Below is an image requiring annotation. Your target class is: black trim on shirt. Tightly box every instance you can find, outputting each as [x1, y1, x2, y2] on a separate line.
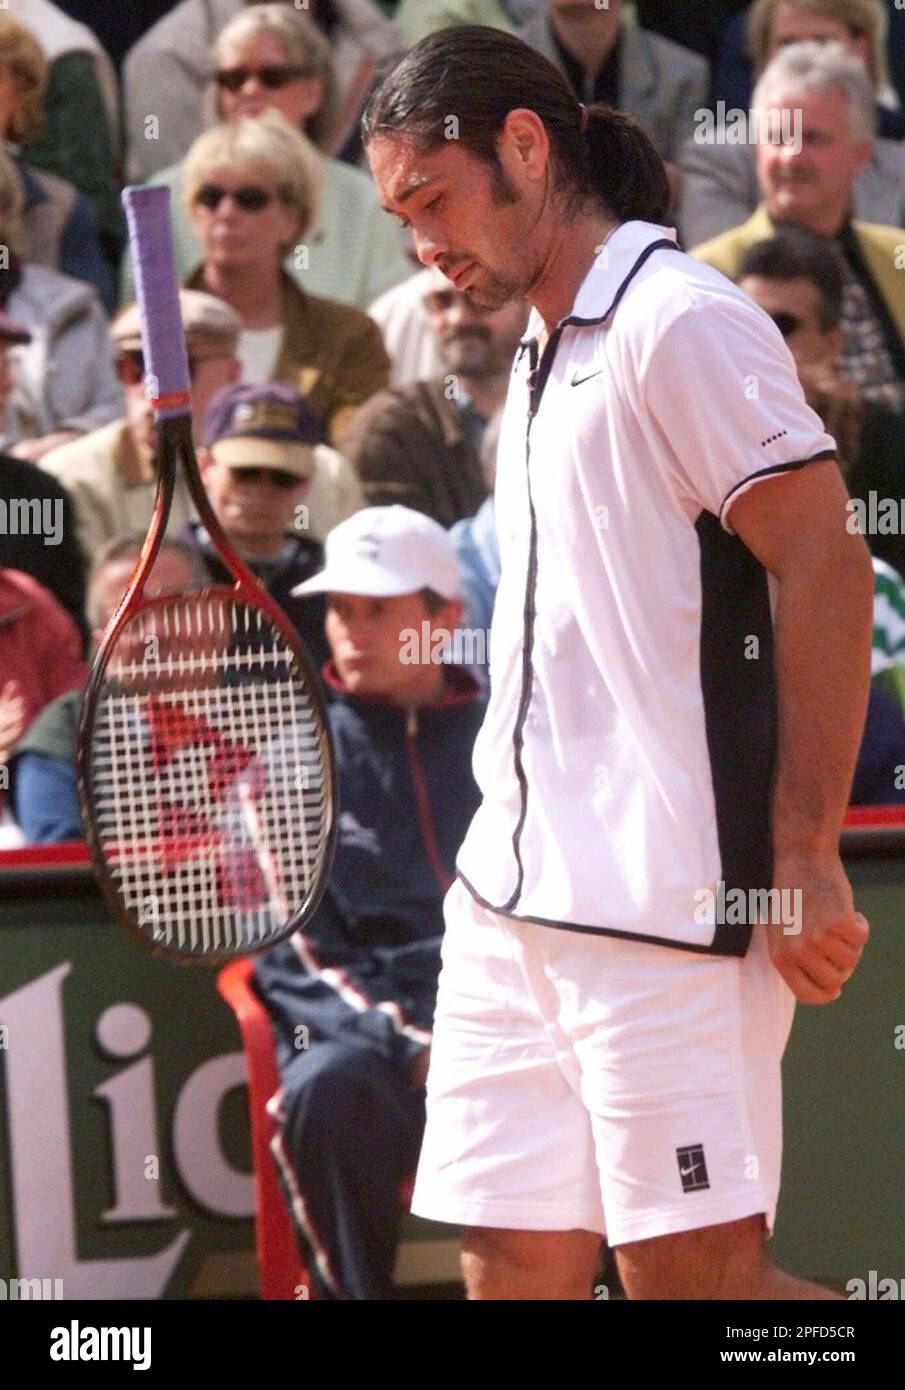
[720, 449, 838, 521]
[458, 870, 750, 956]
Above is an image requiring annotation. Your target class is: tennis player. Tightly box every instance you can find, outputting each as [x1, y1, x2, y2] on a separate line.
[363, 26, 873, 1300]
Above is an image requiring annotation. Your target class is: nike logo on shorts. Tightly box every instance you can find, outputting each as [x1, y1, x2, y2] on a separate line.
[571, 369, 602, 387]
[676, 1143, 710, 1192]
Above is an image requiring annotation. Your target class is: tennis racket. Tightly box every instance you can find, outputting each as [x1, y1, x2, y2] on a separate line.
[77, 185, 336, 963]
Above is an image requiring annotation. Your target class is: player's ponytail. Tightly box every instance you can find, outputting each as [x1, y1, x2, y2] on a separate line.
[363, 25, 672, 227]
[580, 105, 671, 225]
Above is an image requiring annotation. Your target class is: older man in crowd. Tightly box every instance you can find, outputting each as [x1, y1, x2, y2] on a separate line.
[39, 290, 243, 559]
[692, 42, 905, 417]
[678, 0, 905, 247]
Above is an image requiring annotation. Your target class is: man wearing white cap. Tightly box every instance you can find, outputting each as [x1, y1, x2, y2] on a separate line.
[255, 505, 485, 1300]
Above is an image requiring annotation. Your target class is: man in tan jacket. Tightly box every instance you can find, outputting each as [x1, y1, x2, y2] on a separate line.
[691, 41, 905, 416]
[40, 289, 364, 557]
[39, 291, 242, 560]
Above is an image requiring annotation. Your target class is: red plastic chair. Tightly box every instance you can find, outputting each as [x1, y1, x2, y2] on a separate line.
[218, 957, 417, 1300]
[217, 958, 304, 1300]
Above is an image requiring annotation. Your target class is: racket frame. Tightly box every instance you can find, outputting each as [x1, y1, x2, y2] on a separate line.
[77, 407, 337, 964]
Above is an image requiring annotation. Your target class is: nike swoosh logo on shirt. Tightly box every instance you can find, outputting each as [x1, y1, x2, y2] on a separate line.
[571, 369, 602, 387]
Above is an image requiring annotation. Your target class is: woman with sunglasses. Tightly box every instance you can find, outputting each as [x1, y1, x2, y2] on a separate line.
[121, 3, 411, 313]
[125, 0, 404, 183]
[182, 109, 390, 448]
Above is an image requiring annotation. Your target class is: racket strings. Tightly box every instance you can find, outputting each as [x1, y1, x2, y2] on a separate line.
[88, 595, 330, 956]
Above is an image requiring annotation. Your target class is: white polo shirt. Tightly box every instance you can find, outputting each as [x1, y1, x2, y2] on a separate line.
[456, 220, 836, 955]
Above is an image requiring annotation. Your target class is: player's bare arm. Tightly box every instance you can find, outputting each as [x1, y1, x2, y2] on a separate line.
[728, 457, 874, 1004]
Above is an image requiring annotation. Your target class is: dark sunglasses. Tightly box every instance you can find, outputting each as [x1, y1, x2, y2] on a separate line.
[227, 465, 306, 489]
[769, 311, 802, 339]
[116, 349, 205, 387]
[194, 183, 274, 212]
[215, 65, 308, 92]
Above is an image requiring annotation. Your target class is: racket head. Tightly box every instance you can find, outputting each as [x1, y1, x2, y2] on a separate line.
[77, 576, 337, 964]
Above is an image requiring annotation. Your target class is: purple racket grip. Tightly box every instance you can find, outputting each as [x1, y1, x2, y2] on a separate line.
[122, 186, 191, 421]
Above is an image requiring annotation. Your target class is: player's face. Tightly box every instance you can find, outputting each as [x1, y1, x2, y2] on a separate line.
[368, 133, 541, 311]
[326, 591, 457, 703]
[756, 83, 871, 231]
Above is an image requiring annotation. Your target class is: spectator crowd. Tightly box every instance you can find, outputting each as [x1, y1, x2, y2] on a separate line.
[0, 0, 904, 1298]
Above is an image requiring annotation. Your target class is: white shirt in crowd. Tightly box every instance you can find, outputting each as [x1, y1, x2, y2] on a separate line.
[237, 326, 284, 386]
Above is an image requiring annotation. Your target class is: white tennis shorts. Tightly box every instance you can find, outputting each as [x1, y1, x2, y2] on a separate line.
[411, 879, 797, 1246]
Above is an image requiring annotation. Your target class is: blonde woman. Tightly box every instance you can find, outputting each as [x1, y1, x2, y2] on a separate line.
[125, 0, 404, 181]
[679, 0, 905, 245]
[121, 3, 410, 310]
[0, 13, 112, 310]
[183, 111, 389, 447]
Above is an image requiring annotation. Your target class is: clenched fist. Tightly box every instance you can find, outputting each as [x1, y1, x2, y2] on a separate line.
[766, 852, 869, 1004]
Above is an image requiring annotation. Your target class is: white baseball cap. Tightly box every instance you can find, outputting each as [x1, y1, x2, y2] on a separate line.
[292, 505, 460, 600]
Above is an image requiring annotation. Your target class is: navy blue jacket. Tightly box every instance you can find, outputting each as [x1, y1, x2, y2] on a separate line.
[255, 661, 484, 1074]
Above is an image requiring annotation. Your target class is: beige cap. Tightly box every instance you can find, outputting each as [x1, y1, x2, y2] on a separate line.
[210, 437, 316, 479]
[111, 290, 242, 359]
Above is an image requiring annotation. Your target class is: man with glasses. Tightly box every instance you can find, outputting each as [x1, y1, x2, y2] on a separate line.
[40, 290, 243, 561]
[736, 226, 905, 811]
[342, 266, 526, 527]
[186, 381, 332, 669]
[735, 227, 905, 579]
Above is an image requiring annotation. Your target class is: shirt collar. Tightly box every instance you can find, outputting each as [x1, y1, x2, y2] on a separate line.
[519, 219, 679, 348]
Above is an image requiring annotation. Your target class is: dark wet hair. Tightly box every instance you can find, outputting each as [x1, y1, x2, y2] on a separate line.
[362, 25, 670, 224]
